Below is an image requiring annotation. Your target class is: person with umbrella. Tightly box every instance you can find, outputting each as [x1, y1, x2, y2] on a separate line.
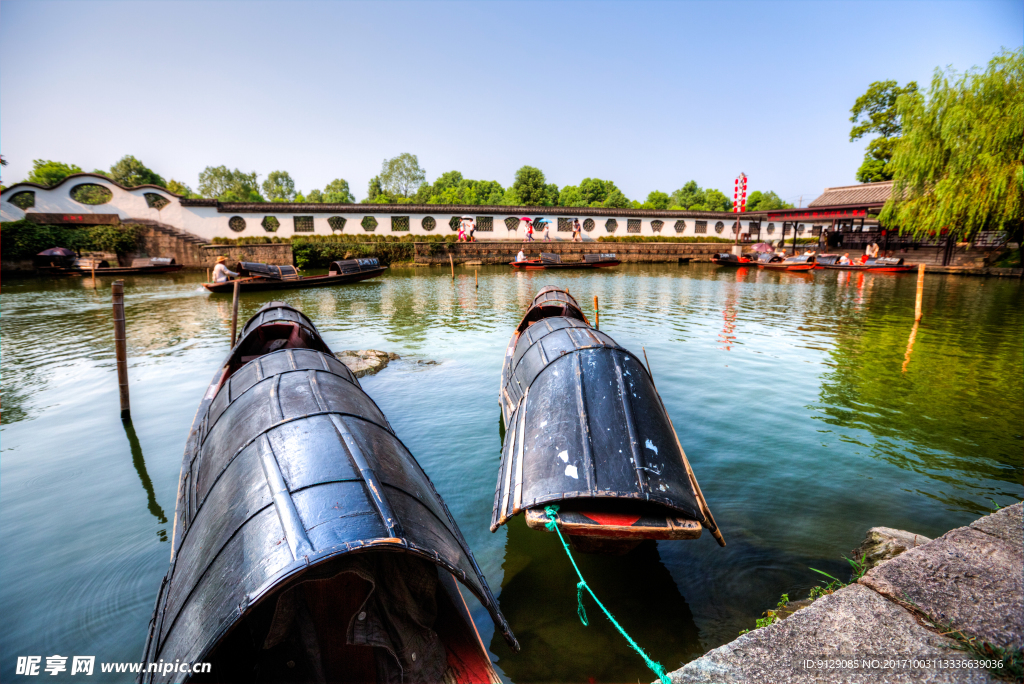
[524, 217, 535, 242]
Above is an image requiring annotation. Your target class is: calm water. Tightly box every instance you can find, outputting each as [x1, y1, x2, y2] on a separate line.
[2, 264, 1021, 683]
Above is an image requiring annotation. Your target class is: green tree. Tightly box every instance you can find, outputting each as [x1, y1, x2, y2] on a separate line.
[262, 170, 296, 202]
[602, 187, 631, 208]
[746, 190, 793, 212]
[512, 166, 553, 205]
[305, 189, 324, 203]
[198, 166, 264, 202]
[644, 190, 670, 210]
[850, 79, 919, 182]
[379, 153, 426, 198]
[26, 160, 83, 187]
[366, 176, 386, 203]
[558, 185, 586, 206]
[322, 178, 355, 203]
[670, 181, 704, 209]
[500, 186, 521, 206]
[880, 48, 1024, 253]
[166, 179, 195, 198]
[108, 155, 165, 187]
[703, 188, 733, 212]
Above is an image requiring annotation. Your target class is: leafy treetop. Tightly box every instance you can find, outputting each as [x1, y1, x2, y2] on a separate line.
[198, 166, 264, 202]
[850, 80, 919, 182]
[262, 170, 297, 202]
[26, 160, 83, 187]
[108, 155, 166, 188]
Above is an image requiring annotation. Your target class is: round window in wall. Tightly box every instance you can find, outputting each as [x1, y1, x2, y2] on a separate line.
[766, 223, 775, 235]
[651, 220, 664, 233]
[583, 218, 595, 232]
[674, 220, 686, 233]
[449, 217, 461, 231]
[714, 221, 725, 234]
[261, 216, 280, 233]
[422, 216, 436, 231]
[70, 184, 113, 205]
[605, 219, 618, 233]
[362, 216, 378, 232]
[9, 191, 35, 209]
[229, 216, 246, 232]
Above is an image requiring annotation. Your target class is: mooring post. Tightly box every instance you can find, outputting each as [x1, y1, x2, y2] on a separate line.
[450, 253, 455, 280]
[593, 295, 599, 330]
[92, 262, 97, 288]
[915, 263, 925, 321]
[206, 267, 211, 283]
[112, 280, 131, 421]
[475, 269, 478, 289]
[230, 279, 241, 344]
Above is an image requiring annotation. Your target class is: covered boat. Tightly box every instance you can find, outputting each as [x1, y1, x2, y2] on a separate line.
[759, 253, 816, 271]
[35, 250, 183, 275]
[203, 259, 386, 293]
[493, 287, 724, 554]
[510, 252, 620, 270]
[711, 252, 753, 266]
[141, 301, 517, 683]
[815, 254, 914, 272]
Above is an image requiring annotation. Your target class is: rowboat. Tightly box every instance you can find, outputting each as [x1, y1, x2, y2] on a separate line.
[510, 252, 620, 270]
[492, 287, 725, 554]
[759, 254, 816, 271]
[35, 249, 183, 275]
[711, 252, 754, 266]
[203, 258, 386, 293]
[816, 254, 916, 273]
[140, 301, 517, 683]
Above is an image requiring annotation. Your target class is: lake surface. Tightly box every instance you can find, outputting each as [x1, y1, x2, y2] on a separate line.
[2, 263, 1021, 683]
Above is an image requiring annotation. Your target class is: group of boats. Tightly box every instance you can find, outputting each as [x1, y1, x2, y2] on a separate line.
[710, 251, 916, 273]
[139, 288, 722, 683]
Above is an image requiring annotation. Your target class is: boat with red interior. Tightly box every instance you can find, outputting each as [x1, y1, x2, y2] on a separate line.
[758, 254, 816, 271]
[816, 254, 916, 273]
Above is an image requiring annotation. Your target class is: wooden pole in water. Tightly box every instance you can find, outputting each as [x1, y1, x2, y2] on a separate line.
[475, 269, 478, 288]
[593, 295, 599, 330]
[914, 263, 925, 321]
[230, 279, 240, 344]
[112, 280, 131, 421]
[207, 268, 211, 283]
[450, 253, 455, 280]
[92, 262, 97, 288]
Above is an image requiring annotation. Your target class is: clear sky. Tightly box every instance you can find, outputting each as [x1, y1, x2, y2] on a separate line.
[1, 0, 1020, 204]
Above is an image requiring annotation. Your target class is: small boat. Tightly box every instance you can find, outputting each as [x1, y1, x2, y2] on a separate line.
[759, 254, 816, 271]
[711, 252, 754, 266]
[815, 255, 915, 273]
[492, 287, 725, 554]
[35, 248, 183, 275]
[203, 258, 386, 293]
[510, 252, 620, 270]
[140, 301, 517, 683]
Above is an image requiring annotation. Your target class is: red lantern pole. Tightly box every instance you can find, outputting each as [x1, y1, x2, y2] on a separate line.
[733, 173, 747, 253]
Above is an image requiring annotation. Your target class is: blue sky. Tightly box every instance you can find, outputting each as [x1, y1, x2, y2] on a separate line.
[1, 0, 1020, 203]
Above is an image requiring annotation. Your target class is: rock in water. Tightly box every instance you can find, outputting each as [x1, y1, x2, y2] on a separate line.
[851, 527, 931, 572]
[335, 350, 399, 378]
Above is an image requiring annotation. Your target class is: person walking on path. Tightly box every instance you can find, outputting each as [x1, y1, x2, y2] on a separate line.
[542, 220, 551, 241]
[212, 256, 238, 282]
[526, 219, 535, 242]
[468, 219, 477, 242]
[572, 218, 582, 242]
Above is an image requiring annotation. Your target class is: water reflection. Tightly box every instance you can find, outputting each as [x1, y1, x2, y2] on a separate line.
[491, 516, 701, 683]
[123, 421, 168, 538]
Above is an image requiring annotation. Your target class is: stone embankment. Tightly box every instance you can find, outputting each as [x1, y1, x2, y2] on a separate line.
[664, 503, 1022, 683]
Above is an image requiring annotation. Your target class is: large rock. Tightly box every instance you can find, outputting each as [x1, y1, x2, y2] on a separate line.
[860, 510, 1023, 650]
[851, 527, 931, 572]
[665, 584, 997, 683]
[969, 501, 1022, 546]
[334, 350, 400, 378]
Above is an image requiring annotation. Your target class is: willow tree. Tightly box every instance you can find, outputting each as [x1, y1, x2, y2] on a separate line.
[880, 49, 1023, 252]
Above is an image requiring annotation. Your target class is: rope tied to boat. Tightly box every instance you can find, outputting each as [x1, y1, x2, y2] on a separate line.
[543, 505, 671, 684]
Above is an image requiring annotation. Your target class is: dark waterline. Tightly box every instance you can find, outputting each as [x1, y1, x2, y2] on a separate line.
[2, 264, 1021, 683]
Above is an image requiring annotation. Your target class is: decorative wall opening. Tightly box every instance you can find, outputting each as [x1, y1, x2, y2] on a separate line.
[70, 184, 113, 205]
[294, 216, 314, 232]
[362, 216, 378, 232]
[747, 221, 761, 235]
[504, 216, 520, 231]
[229, 216, 246, 232]
[605, 219, 618, 233]
[449, 217, 461, 231]
[557, 218, 573, 232]
[627, 219, 641, 234]
[714, 221, 725, 234]
[732, 222, 740, 235]
[391, 216, 410, 232]
[766, 223, 775, 235]
[8, 191, 35, 209]
[797, 224, 806, 234]
[674, 220, 687, 233]
[476, 216, 493, 232]
[422, 216, 436, 232]
[695, 221, 707, 234]
[651, 220, 664, 233]
[261, 216, 280, 232]
[583, 218, 595, 232]
[812, 225, 823, 236]
[328, 216, 347, 232]
[144, 193, 170, 210]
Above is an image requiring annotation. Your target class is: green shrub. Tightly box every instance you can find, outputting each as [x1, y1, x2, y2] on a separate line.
[0, 220, 144, 259]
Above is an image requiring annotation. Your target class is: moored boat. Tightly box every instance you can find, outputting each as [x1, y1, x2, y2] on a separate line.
[140, 301, 517, 683]
[815, 254, 915, 273]
[711, 252, 754, 266]
[759, 254, 816, 271]
[35, 248, 183, 275]
[492, 287, 725, 554]
[510, 252, 620, 269]
[203, 258, 386, 293]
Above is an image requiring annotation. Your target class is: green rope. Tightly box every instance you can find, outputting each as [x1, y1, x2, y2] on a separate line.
[544, 505, 671, 684]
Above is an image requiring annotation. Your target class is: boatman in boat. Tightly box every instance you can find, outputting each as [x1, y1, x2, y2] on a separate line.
[516, 248, 526, 262]
[839, 253, 852, 265]
[212, 255, 238, 282]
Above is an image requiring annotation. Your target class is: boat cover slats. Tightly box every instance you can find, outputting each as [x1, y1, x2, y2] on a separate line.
[240, 262, 300, 279]
[147, 302, 515, 679]
[540, 252, 561, 263]
[584, 253, 617, 262]
[871, 257, 904, 265]
[330, 258, 381, 274]
[493, 290, 707, 532]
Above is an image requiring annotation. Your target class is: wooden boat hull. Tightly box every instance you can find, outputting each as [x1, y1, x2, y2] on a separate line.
[711, 258, 753, 266]
[203, 267, 386, 293]
[510, 259, 620, 269]
[816, 263, 915, 273]
[140, 302, 516, 683]
[492, 287, 724, 552]
[759, 263, 815, 271]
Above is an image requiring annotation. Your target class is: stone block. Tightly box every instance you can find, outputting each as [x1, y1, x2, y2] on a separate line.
[852, 527, 932, 572]
[969, 502, 1022, 546]
[860, 526, 1023, 650]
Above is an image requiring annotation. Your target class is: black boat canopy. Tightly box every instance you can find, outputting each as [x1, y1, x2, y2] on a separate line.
[240, 262, 300, 279]
[493, 288, 723, 544]
[329, 258, 381, 275]
[142, 302, 516, 681]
